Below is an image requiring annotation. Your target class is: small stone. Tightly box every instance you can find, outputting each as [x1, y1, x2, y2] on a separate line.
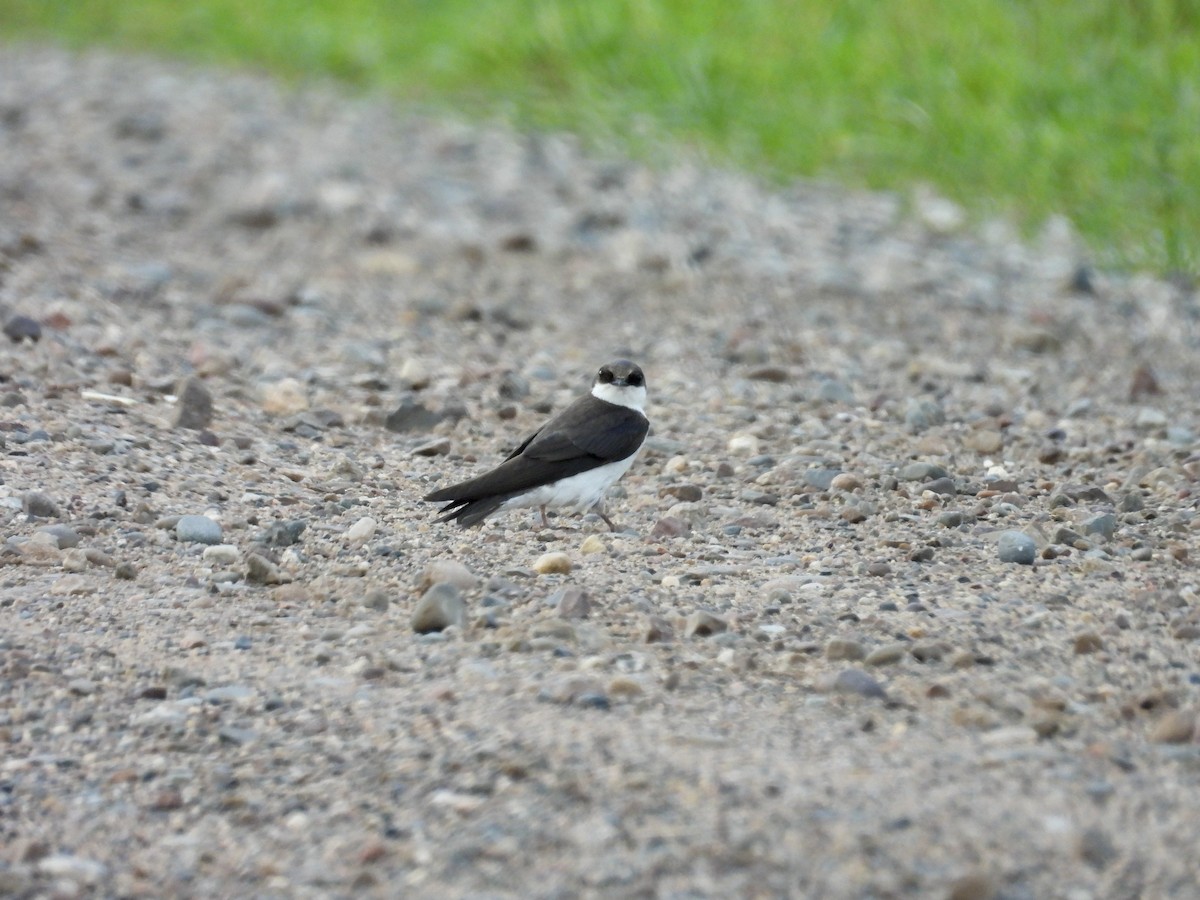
[68, 678, 97, 696]
[727, 433, 760, 455]
[1135, 407, 1168, 430]
[866, 561, 892, 577]
[36, 524, 79, 548]
[22, 490, 60, 518]
[947, 872, 998, 900]
[115, 561, 137, 580]
[176, 515, 223, 545]
[829, 473, 861, 492]
[1078, 827, 1118, 871]
[1083, 513, 1116, 541]
[37, 855, 107, 885]
[937, 511, 964, 528]
[411, 583, 467, 634]
[533, 551, 572, 575]
[202, 544, 241, 566]
[173, 376, 214, 430]
[261, 377, 308, 416]
[910, 641, 946, 662]
[245, 553, 282, 585]
[1073, 632, 1104, 655]
[650, 516, 690, 538]
[257, 519, 307, 547]
[898, 462, 948, 482]
[552, 586, 591, 619]
[997, 530, 1037, 565]
[363, 589, 390, 612]
[815, 378, 855, 404]
[385, 397, 446, 432]
[827, 668, 887, 700]
[825, 638, 866, 661]
[61, 549, 88, 573]
[345, 516, 378, 545]
[1150, 709, 1195, 744]
[964, 429, 1003, 453]
[411, 437, 451, 456]
[747, 365, 790, 382]
[642, 615, 673, 643]
[685, 610, 728, 637]
[865, 643, 907, 666]
[663, 483, 703, 502]
[905, 398, 945, 432]
[420, 559, 478, 591]
[580, 534, 607, 554]
[1129, 364, 1162, 400]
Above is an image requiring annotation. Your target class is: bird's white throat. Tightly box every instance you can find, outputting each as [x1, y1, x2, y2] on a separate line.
[591, 381, 647, 412]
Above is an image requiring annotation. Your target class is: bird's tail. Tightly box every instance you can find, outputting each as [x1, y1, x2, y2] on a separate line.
[425, 492, 507, 528]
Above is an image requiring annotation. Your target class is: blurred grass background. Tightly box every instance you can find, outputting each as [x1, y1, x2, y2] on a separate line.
[2, 0, 1197, 275]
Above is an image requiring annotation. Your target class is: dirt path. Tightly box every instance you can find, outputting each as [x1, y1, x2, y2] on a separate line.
[1, 46, 1199, 898]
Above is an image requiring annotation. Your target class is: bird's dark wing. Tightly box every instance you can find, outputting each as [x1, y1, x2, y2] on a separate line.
[424, 397, 647, 511]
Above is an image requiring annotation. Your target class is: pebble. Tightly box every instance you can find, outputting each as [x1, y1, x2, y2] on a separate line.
[36, 524, 79, 548]
[257, 519, 307, 547]
[551, 586, 591, 619]
[37, 855, 107, 885]
[202, 544, 241, 566]
[22, 490, 60, 518]
[411, 583, 467, 633]
[1150, 709, 1196, 744]
[1073, 632, 1104, 655]
[964, 429, 1003, 453]
[825, 638, 866, 661]
[345, 516, 378, 545]
[533, 551, 572, 575]
[1083, 513, 1116, 541]
[245, 553, 282, 585]
[898, 462, 948, 482]
[61, 549, 88, 572]
[176, 515, 223, 545]
[411, 437, 451, 456]
[4, 313, 42, 342]
[824, 668, 887, 700]
[684, 610, 728, 637]
[362, 589, 390, 612]
[996, 530, 1037, 565]
[865, 643, 907, 666]
[173, 375, 214, 430]
[261, 377, 309, 415]
[904, 398, 945, 432]
[384, 397, 446, 432]
[727, 433, 760, 455]
[420, 559, 478, 591]
[829, 472, 861, 492]
[642, 615, 674, 643]
[815, 378, 855, 404]
[650, 516, 690, 538]
[579, 534, 607, 554]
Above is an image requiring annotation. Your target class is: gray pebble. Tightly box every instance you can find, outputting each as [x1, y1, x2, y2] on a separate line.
[937, 511, 963, 528]
[825, 638, 866, 661]
[1083, 513, 1116, 541]
[3, 314, 41, 343]
[36, 524, 79, 548]
[363, 589, 390, 612]
[803, 468, 841, 491]
[551, 586, 591, 619]
[865, 643, 907, 666]
[22, 490, 60, 518]
[245, 553, 282, 584]
[176, 515, 223, 545]
[904, 398, 945, 432]
[411, 583, 467, 633]
[898, 462, 948, 482]
[831, 668, 888, 700]
[685, 610, 728, 637]
[256, 519, 306, 547]
[385, 397, 446, 432]
[815, 378, 855, 404]
[997, 530, 1037, 565]
[173, 375, 214, 430]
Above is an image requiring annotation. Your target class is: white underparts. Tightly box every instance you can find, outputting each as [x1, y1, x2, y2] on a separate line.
[590, 381, 647, 412]
[498, 455, 639, 515]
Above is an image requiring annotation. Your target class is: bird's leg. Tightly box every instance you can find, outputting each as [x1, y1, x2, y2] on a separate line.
[539, 505, 550, 529]
[593, 499, 618, 532]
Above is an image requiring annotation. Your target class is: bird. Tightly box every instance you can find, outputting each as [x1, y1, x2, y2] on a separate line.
[424, 359, 649, 530]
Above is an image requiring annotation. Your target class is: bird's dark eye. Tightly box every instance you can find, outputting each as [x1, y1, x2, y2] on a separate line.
[626, 371, 644, 387]
[598, 368, 614, 384]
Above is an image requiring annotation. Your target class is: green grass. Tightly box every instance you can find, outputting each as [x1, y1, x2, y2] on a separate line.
[3, 0, 1197, 274]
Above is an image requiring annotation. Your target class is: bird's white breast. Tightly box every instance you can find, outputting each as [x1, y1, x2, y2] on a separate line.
[499, 454, 639, 514]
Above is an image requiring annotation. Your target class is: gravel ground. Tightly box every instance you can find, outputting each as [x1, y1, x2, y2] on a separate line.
[2, 45, 1200, 899]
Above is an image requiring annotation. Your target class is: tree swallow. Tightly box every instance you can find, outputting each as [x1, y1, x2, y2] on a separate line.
[424, 360, 649, 529]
